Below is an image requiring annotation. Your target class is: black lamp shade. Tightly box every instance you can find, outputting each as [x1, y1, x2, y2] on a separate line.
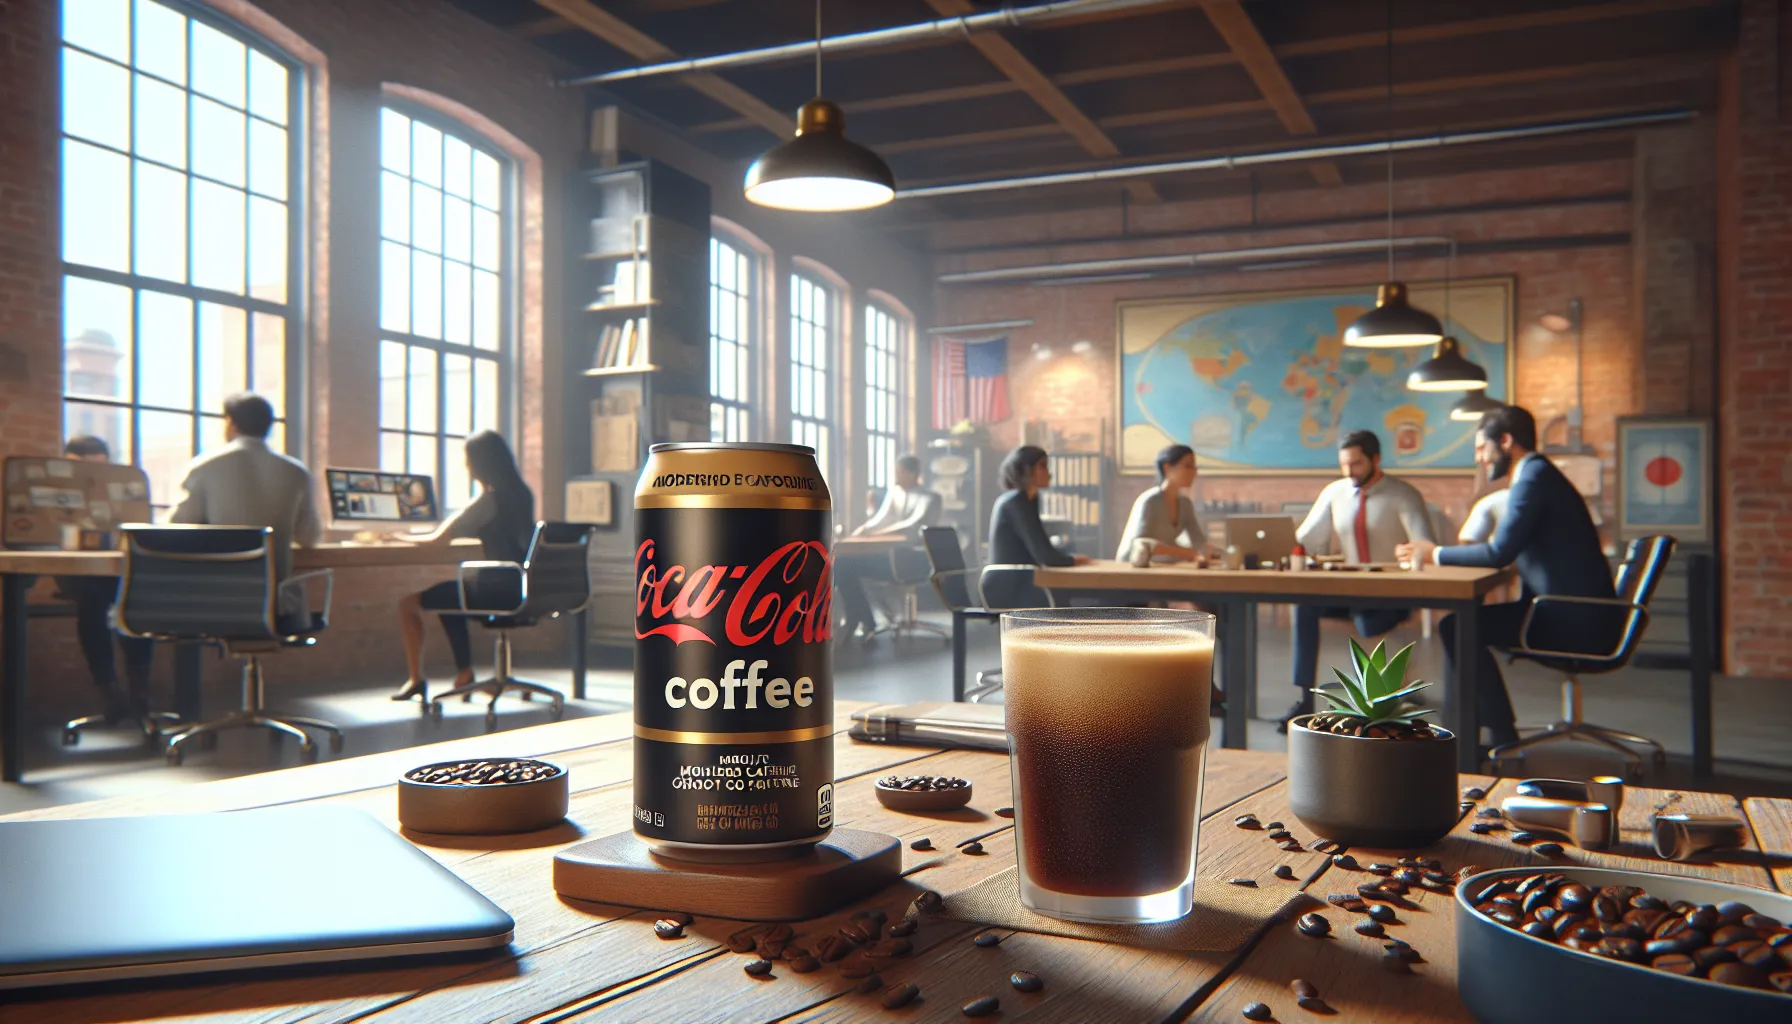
[1449, 391, 1504, 422]
[1343, 282, 1445, 348]
[1407, 336, 1489, 392]
[744, 99, 895, 212]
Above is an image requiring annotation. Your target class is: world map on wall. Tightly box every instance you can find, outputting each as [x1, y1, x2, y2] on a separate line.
[1118, 281, 1512, 473]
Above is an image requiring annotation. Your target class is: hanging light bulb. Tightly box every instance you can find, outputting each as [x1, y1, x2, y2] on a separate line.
[1343, 1, 1441, 349]
[1407, 336, 1489, 392]
[744, 2, 894, 212]
[1449, 391, 1504, 422]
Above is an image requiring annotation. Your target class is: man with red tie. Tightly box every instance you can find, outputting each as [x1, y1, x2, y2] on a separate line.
[1280, 430, 1437, 731]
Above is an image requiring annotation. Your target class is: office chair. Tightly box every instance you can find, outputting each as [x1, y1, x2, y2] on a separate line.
[869, 543, 950, 642]
[115, 525, 342, 766]
[967, 564, 1060, 703]
[1488, 535, 1677, 776]
[426, 522, 593, 724]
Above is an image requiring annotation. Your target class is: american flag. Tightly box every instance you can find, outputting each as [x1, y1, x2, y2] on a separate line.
[932, 335, 1011, 429]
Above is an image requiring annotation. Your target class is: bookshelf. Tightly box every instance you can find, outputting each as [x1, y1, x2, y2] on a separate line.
[569, 160, 711, 648]
[1041, 452, 1107, 556]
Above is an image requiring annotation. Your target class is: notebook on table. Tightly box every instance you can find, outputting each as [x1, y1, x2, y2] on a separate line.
[0, 805, 514, 990]
[849, 701, 1009, 751]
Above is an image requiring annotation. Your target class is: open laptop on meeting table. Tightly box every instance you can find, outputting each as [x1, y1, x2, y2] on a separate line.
[1223, 514, 1297, 565]
[326, 468, 439, 540]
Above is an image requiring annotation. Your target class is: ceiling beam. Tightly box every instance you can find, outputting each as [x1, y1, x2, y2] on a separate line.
[512, 14, 573, 39]
[682, 0, 1723, 135]
[1198, 0, 1339, 186]
[533, 0, 790, 136]
[921, 0, 1160, 203]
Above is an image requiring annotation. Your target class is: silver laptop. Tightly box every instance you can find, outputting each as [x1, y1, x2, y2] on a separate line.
[1225, 515, 1299, 563]
[0, 805, 514, 990]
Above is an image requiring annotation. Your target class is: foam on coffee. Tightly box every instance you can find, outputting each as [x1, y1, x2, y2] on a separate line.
[1003, 626, 1214, 898]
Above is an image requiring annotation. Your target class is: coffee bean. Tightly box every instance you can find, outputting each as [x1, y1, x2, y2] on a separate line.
[1268, 830, 1293, 842]
[1713, 925, 1758, 946]
[994, 805, 1014, 818]
[1694, 945, 1739, 968]
[963, 995, 999, 1017]
[1393, 868, 1424, 886]
[1332, 854, 1359, 869]
[1510, 831, 1536, 844]
[1463, 785, 1487, 799]
[1476, 808, 1503, 819]
[1291, 979, 1319, 999]
[759, 939, 789, 959]
[1297, 912, 1331, 937]
[883, 983, 920, 1009]
[1533, 906, 1560, 925]
[1625, 909, 1669, 935]
[652, 919, 684, 940]
[910, 837, 934, 851]
[728, 934, 758, 954]
[1556, 884, 1591, 913]
[743, 959, 773, 977]
[1522, 920, 1554, 940]
[762, 923, 793, 941]
[1326, 894, 1367, 912]
[1011, 971, 1044, 993]
[973, 930, 1003, 948]
[841, 963, 878, 979]
[1552, 913, 1589, 940]
[1653, 917, 1705, 943]
[1592, 937, 1645, 962]
[1709, 961, 1767, 989]
[1274, 864, 1297, 880]
[1522, 889, 1553, 916]
[862, 908, 888, 926]
[1375, 879, 1410, 896]
[1230, 876, 1259, 887]
[1741, 943, 1782, 971]
[1683, 904, 1718, 930]
[1652, 952, 1701, 976]
[781, 946, 809, 962]
[1646, 937, 1699, 958]
[1472, 878, 1517, 904]
[1311, 839, 1336, 853]
[1461, 801, 1476, 814]
[1279, 840, 1303, 852]
[816, 936, 850, 962]
[1628, 894, 1668, 912]
[915, 890, 944, 913]
[1297, 996, 1333, 1014]
[1366, 862, 1396, 876]
[789, 955, 820, 974]
[1243, 1001, 1273, 1021]
[1423, 870, 1453, 886]
[1469, 823, 1497, 835]
[962, 841, 985, 855]
[1356, 919, 1385, 937]
[1368, 904, 1397, 924]
[1388, 945, 1423, 963]
[855, 974, 884, 994]
[1592, 893, 1625, 924]
[1484, 907, 1522, 928]
[1265, 821, 1284, 830]
[1742, 913, 1780, 931]
[888, 919, 917, 938]
[1716, 900, 1757, 924]
[1235, 814, 1262, 829]
[1382, 951, 1413, 974]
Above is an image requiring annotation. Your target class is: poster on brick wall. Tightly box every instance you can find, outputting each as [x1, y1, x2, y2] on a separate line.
[1117, 277, 1514, 475]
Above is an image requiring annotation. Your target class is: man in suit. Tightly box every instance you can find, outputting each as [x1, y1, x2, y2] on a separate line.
[1397, 405, 1618, 748]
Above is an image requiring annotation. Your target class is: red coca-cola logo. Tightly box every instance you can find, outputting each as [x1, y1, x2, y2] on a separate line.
[635, 539, 833, 647]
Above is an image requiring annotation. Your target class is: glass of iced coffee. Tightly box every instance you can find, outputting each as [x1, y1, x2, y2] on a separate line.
[1000, 607, 1215, 923]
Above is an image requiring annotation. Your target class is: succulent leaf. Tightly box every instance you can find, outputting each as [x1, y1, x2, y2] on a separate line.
[1317, 637, 1432, 729]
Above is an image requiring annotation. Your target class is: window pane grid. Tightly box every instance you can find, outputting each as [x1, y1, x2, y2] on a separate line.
[790, 274, 833, 483]
[61, 0, 297, 514]
[864, 304, 905, 490]
[709, 237, 753, 442]
[379, 106, 510, 511]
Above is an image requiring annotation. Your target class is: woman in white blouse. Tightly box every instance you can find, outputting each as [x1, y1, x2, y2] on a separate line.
[1116, 444, 1209, 563]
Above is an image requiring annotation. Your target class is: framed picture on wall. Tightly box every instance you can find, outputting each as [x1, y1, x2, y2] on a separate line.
[1116, 277, 1515, 475]
[565, 479, 614, 527]
[1615, 416, 1711, 543]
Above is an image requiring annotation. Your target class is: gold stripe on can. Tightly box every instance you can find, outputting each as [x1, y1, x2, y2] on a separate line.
[633, 723, 837, 745]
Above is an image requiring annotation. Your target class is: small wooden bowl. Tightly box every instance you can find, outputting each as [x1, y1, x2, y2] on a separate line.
[874, 777, 973, 812]
[398, 758, 569, 835]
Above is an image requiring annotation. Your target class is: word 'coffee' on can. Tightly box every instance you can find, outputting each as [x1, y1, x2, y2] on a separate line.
[633, 442, 833, 861]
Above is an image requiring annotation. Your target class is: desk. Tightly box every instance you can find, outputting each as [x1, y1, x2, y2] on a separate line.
[0, 541, 589, 782]
[1035, 561, 1513, 771]
[4, 707, 1787, 1023]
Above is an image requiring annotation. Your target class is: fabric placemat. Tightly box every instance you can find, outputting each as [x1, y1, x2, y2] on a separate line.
[938, 867, 1310, 951]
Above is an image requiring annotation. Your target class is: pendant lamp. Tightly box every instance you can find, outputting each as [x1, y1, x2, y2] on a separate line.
[1407, 336, 1488, 392]
[1343, 2, 1442, 348]
[744, 2, 894, 212]
[1449, 391, 1504, 422]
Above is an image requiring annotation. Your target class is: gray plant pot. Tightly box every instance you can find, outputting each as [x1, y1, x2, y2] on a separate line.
[1287, 716, 1459, 848]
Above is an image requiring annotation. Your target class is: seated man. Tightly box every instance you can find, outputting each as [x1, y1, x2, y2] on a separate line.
[1282, 430, 1436, 731]
[838, 454, 943, 639]
[1398, 405, 1619, 749]
[170, 393, 321, 622]
[59, 435, 155, 723]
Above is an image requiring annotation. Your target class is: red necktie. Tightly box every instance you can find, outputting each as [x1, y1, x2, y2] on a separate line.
[1353, 488, 1372, 565]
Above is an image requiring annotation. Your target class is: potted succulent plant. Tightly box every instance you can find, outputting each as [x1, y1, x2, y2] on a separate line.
[1287, 637, 1459, 848]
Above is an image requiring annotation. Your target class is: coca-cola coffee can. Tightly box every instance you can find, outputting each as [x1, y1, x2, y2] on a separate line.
[633, 442, 834, 861]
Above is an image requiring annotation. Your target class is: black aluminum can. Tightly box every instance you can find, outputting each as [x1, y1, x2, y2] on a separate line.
[633, 442, 834, 861]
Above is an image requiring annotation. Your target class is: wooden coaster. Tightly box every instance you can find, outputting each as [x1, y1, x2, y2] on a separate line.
[552, 829, 901, 922]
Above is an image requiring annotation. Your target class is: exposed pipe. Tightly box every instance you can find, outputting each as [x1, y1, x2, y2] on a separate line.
[899, 109, 1694, 199]
[926, 319, 1036, 334]
[938, 236, 1453, 285]
[562, 0, 1175, 87]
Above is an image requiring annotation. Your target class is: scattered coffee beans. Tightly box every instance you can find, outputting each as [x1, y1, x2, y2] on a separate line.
[1534, 842, 1565, 857]
[1463, 785, 1487, 799]
[1243, 1001, 1273, 1021]
[994, 805, 1014, 818]
[1326, 894, 1368, 912]
[1274, 864, 1297, 880]
[1297, 995, 1333, 1013]
[1011, 971, 1044, 993]
[883, 983, 920, 1009]
[1297, 912, 1331, 937]
[1291, 979, 1319, 999]
[1235, 814, 1262, 829]
[1264, 821, 1284, 830]
[1229, 877, 1258, 887]
[1268, 830, 1293, 842]
[974, 931, 1003, 947]
[1477, 808, 1503, 819]
[728, 933, 758, 954]
[910, 837, 934, 851]
[1470, 823, 1499, 835]
[1510, 831, 1537, 844]
[1368, 904, 1397, 924]
[1332, 854, 1359, 870]
[652, 919, 684, 940]
[880, 774, 970, 791]
[1279, 840, 1303, 852]
[915, 891, 944, 913]
[1355, 919, 1385, 937]
[743, 959, 773, 977]
[962, 995, 1000, 1017]
[789, 955, 820, 974]
[855, 974, 884, 995]
[1366, 862, 1396, 876]
[962, 841, 985, 855]
[816, 936, 851, 962]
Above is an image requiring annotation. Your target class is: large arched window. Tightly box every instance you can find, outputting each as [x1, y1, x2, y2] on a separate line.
[60, 0, 300, 511]
[377, 106, 509, 510]
[709, 233, 754, 442]
[862, 300, 909, 491]
[789, 272, 835, 482]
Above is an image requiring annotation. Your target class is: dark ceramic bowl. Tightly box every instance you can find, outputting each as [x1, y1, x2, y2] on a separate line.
[1286, 716, 1458, 848]
[1457, 866, 1792, 1024]
[397, 758, 569, 835]
[874, 778, 973, 812]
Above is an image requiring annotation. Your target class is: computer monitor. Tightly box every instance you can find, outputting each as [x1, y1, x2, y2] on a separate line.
[327, 469, 439, 524]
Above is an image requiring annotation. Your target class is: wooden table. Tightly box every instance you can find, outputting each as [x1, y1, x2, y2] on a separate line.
[0, 541, 588, 782]
[6, 705, 1787, 1023]
[1035, 561, 1514, 771]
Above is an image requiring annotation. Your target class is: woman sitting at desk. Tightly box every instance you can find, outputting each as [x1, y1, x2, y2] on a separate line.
[390, 431, 534, 703]
[985, 445, 1090, 609]
[1116, 444, 1208, 563]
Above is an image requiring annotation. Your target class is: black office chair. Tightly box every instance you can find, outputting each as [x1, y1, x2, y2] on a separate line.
[426, 522, 593, 724]
[1489, 535, 1677, 775]
[869, 544, 950, 642]
[115, 525, 341, 766]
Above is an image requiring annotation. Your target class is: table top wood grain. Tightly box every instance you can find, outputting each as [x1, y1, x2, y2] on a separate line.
[0, 539, 482, 577]
[3, 704, 1785, 1023]
[1037, 559, 1514, 602]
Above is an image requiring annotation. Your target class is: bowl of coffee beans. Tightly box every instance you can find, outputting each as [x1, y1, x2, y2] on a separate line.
[1456, 866, 1792, 1024]
[874, 775, 973, 812]
[398, 757, 569, 835]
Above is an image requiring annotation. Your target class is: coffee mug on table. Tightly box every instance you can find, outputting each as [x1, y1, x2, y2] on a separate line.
[1000, 607, 1217, 924]
[1129, 537, 1158, 567]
